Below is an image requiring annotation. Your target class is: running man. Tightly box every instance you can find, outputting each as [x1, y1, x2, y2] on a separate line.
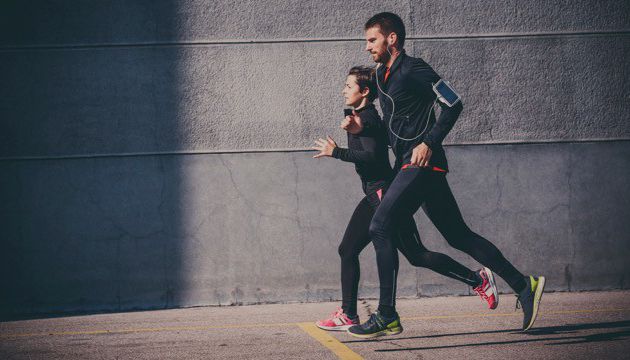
[312, 66, 499, 332]
[344, 13, 545, 338]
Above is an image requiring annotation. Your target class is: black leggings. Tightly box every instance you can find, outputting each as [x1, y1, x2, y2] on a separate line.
[369, 167, 526, 309]
[339, 188, 480, 318]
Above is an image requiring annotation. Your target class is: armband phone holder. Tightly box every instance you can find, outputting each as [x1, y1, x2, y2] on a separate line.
[433, 79, 461, 107]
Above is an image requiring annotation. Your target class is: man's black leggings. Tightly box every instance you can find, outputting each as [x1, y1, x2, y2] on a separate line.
[339, 188, 481, 318]
[369, 167, 527, 310]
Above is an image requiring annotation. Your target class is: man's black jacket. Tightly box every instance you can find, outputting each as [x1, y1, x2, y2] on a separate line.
[364, 50, 463, 172]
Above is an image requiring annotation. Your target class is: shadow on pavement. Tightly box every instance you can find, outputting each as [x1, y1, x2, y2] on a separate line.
[343, 327, 518, 343]
[340, 320, 630, 352]
[0, 306, 187, 323]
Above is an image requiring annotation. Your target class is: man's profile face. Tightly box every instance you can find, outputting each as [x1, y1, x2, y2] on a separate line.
[364, 26, 389, 64]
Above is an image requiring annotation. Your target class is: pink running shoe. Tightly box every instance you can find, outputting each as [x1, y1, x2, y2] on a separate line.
[473, 267, 499, 309]
[315, 307, 360, 331]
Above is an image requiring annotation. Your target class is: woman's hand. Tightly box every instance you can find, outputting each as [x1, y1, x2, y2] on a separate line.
[312, 136, 338, 159]
[341, 111, 363, 134]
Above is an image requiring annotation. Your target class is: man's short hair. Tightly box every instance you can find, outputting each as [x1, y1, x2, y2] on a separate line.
[348, 66, 377, 102]
[364, 12, 406, 49]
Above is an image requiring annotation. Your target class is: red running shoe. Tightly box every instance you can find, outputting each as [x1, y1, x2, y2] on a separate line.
[473, 267, 499, 309]
[315, 307, 360, 331]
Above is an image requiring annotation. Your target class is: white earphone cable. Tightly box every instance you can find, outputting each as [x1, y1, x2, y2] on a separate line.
[375, 45, 437, 143]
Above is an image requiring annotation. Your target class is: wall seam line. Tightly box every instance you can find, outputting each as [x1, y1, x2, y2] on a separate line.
[1, 30, 629, 52]
[1, 138, 628, 162]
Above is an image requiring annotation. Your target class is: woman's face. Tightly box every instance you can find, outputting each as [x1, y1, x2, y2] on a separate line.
[342, 75, 364, 108]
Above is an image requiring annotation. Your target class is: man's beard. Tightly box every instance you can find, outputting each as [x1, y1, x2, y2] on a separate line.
[374, 51, 390, 64]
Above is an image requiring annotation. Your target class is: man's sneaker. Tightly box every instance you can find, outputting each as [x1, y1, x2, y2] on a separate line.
[473, 267, 499, 309]
[347, 311, 403, 338]
[315, 307, 359, 331]
[516, 275, 546, 331]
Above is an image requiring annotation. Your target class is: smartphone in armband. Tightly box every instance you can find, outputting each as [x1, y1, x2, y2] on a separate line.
[433, 79, 461, 107]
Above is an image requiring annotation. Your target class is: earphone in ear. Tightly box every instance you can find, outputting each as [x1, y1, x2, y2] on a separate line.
[385, 34, 396, 56]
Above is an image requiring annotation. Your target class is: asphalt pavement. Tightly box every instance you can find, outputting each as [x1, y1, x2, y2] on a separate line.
[2, 290, 630, 359]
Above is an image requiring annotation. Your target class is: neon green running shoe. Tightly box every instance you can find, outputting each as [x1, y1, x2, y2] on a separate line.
[347, 311, 403, 338]
[516, 275, 546, 331]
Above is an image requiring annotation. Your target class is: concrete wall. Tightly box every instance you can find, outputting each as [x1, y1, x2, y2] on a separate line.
[1, 1, 629, 318]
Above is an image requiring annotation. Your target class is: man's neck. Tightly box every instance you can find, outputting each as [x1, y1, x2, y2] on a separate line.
[384, 48, 401, 68]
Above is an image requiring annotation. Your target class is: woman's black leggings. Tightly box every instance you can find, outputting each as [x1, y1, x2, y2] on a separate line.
[369, 167, 527, 311]
[339, 187, 481, 318]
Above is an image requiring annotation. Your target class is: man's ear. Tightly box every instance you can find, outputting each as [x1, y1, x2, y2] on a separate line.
[388, 32, 398, 48]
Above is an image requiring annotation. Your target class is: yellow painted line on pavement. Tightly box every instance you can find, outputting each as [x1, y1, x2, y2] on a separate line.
[0, 322, 297, 338]
[297, 322, 363, 360]
[2, 307, 629, 339]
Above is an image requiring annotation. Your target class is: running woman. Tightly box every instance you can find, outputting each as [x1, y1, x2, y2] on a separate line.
[345, 13, 545, 338]
[311, 66, 499, 332]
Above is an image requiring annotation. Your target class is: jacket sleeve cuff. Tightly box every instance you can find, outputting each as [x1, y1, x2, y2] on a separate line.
[331, 147, 341, 158]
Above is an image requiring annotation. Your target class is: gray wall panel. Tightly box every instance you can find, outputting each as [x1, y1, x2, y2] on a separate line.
[410, 0, 630, 35]
[567, 143, 630, 290]
[411, 35, 630, 143]
[2, 36, 628, 157]
[0, 0, 409, 46]
[1, 141, 628, 318]
[2, 1, 628, 47]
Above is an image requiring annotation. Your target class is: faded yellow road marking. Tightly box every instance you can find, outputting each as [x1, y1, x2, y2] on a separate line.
[297, 322, 363, 360]
[0, 322, 297, 338]
[2, 307, 628, 339]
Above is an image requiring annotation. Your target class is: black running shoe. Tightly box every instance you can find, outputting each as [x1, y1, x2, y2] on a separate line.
[347, 311, 403, 338]
[516, 275, 546, 331]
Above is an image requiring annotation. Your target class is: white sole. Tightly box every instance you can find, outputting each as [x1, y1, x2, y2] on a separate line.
[315, 323, 355, 331]
[484, 267, 499, 309]
[347, 326, 403, 339]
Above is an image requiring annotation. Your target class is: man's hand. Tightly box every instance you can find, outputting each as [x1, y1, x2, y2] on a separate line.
[410, 142, 432, 167]
[341, 111, 363, 134]
[312, 135, 338, 159]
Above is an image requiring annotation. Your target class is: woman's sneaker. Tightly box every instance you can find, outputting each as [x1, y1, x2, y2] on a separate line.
[516, 275, 546, 331]
[347, 311, 403, 338]
[315, 307, 359, 331]
[473, 267, 499, 309]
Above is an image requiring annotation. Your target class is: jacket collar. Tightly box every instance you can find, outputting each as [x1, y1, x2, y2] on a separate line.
[387, 49, 405, 76]
[377, 49, 406, 84]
